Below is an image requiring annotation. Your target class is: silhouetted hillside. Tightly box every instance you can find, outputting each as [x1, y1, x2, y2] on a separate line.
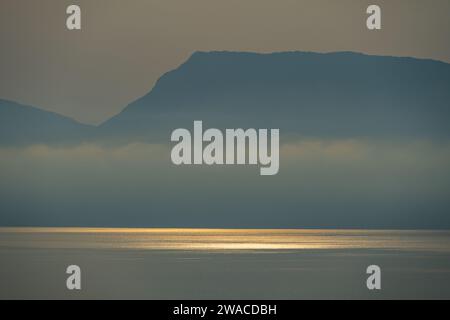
[2, 51, 450, 146]
[0, 99, 93, 146]
[99, 51, 450, 142]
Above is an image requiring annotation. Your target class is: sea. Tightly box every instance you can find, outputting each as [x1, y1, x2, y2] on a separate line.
[1, 228, 449, 299]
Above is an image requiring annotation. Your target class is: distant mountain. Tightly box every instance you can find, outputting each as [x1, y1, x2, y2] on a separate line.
[0, 99, 92, 146]
[2, 51, 450, 146]
[99, 51, 450, 142]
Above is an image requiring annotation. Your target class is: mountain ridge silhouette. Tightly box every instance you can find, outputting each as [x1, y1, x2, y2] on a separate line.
[2, 51, 450, 145]
[0, 99, 93, 146]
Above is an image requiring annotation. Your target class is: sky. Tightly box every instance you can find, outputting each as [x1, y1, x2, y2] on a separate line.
[1, 0, 450, 124]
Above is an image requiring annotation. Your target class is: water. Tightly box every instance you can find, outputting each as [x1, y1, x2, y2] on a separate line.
[1, 228, 450, 299]
[1, 228, 450, 251]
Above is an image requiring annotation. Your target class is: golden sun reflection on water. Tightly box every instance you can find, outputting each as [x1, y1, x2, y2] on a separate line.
[0, 228, 449, 252]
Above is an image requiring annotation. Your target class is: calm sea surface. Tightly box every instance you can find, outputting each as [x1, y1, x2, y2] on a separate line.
[1, 228, 449, 251]
[1, 228, 450, 299]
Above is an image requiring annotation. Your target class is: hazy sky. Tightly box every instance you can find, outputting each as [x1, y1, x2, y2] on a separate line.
[1, 0, 449, 124]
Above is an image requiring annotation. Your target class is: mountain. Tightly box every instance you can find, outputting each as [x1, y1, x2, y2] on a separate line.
[99, 51, 450, 142]
[2, 51, 450, 146]
[0, 99, 92, 146]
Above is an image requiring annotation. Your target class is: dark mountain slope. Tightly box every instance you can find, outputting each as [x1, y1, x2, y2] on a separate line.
[0, 99, 93, 146]
[100, 51, 450, 142]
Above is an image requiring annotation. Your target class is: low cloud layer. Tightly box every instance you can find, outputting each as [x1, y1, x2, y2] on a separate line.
[1, 139, 449, 228]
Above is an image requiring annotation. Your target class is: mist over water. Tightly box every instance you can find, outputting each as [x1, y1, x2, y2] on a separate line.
[1, 139, 450, 228]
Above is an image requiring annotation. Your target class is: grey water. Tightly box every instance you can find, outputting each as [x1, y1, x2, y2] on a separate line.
[1, 228, 450, 299]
